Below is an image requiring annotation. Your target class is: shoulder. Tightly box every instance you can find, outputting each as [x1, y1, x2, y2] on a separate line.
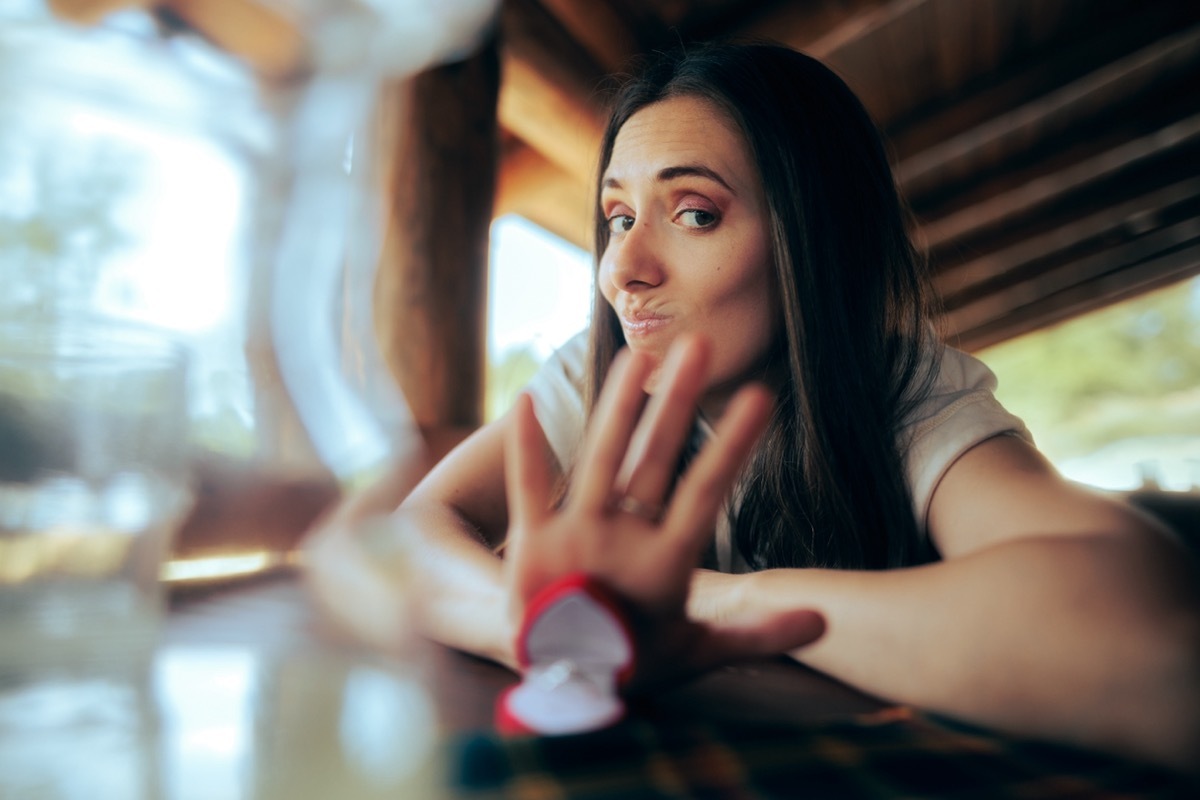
[900, 344, 1032, 534]
[927, 431, 1170, 559]
[524, 332, 589, 471]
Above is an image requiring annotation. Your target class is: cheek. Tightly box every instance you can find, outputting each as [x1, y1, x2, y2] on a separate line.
[708, 261, 779, 377]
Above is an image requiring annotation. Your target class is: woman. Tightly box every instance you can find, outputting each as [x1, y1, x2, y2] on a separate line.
[307, 42, 1199, 770]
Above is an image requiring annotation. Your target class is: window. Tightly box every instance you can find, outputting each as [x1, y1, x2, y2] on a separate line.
[486, 215, 594, 421]
[978, 276, 1200, 491]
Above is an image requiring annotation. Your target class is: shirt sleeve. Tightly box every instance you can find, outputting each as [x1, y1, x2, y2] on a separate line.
[903, 345, 1032, 534]
[523, 332, 589, 473]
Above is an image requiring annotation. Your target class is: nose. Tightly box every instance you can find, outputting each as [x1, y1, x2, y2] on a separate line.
[604, 221, 666, 292]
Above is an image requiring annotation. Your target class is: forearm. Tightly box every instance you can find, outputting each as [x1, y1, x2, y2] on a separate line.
[304, 498, 515, 668]
[725, 533, 1200, 769]
[382, 503, 515, 668]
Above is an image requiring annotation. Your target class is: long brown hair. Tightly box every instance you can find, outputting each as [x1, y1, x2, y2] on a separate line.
[587, 41, 940, 570]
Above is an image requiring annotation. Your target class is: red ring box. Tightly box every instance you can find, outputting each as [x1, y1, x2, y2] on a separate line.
[496, 574, 635, 736]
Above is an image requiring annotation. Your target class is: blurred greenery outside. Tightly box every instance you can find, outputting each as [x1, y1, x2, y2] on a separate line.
[977, 276, 1200, 489]
[485, 345, 543, 423]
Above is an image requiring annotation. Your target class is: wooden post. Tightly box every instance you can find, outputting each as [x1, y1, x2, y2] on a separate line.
[373, 37, 501, 432]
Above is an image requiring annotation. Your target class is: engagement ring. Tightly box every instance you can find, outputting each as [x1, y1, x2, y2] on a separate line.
[613, 495, 662, 522]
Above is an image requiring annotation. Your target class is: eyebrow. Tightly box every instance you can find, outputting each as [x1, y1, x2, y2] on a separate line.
[602, 163, 736, 194]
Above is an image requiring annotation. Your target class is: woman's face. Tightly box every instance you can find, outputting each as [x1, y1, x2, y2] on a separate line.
[599, 94, 780, 412]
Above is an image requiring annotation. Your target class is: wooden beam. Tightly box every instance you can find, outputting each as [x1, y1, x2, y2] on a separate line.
[886, 2, 1200, 159]
[498, 0, 610, 186]
[374, 39, 501, 429]
[942, 216, 1200, 341]
[915, 111, 1200, 253]
[770, 0, 936, 125]
[948, 242, 1200, 351]
[934, 177, 1200, 299]
[896, 25, 1200, 200]
[498, 0, 903, 208]
[495, 143, 593, 248]
[742, 0, 910, 58]
[536, 0, 642, 71]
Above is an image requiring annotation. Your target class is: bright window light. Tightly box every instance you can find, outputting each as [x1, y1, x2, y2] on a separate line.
[486, 214, 594, 420]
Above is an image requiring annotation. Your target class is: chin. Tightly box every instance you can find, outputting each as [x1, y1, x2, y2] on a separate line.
[641, 362, 663, 396]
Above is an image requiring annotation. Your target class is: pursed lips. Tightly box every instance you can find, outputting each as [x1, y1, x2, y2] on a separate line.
[619, 307, 672, 336]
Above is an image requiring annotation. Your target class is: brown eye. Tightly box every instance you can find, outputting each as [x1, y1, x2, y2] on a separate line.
[607, 214, 635, 233]
[678, 209, 717, 229]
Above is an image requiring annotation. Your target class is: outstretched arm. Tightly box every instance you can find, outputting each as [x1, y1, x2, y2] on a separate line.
[303, 413, 518, 665]
[690, 434, 1200, 771]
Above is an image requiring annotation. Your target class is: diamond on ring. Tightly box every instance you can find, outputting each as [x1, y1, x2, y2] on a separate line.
[614, 495, 662, 522]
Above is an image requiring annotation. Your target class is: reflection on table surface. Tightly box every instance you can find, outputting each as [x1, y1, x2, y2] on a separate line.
[2, 572, 444, 800]
[162, 570, 886, 733]
[154, 644, 441, 799]
[7, 572, 1193, 800]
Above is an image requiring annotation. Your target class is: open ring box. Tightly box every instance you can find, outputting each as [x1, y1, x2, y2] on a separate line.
[496, 573, 636, 736]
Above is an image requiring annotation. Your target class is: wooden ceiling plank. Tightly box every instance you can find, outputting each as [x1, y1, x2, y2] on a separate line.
[896, 24, 1200, 199]
[799, 0, 927, 59]
[942, 216, 1200, 330]
[905, 0, 946, 96]
[926, 0, 974, 112]
[495, 143, 593, 247]
[931, 0, 976, 113]
[536, 0, 642, 71]
[485, 0, 1199, 353]
[950, 242, 1200, 350]
[866, 6, 919, 123]
[1024, 0, 1072, 42]
[974, 0, 1007, 80]
[916, 110, 1200, 252]
[736, 0, 892, 49]
[784, 0, 933, 123]
[498, 0, 610, 186]
[889, 2, 1198, 157]
[934, 176, 1200, 298]
[498, 55, 605, 185]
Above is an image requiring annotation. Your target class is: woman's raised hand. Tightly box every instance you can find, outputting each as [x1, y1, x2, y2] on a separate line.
[503, 334, 824, 691]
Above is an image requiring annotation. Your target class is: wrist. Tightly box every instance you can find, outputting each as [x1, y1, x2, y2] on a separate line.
[688, 568, 752, 624]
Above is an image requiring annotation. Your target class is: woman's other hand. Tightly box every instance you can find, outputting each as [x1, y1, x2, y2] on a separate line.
[503, 334, 824, 691]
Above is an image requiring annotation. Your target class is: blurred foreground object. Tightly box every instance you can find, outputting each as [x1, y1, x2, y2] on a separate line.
[0, 0, 498, 581]
[0, 2, 497, 796]
[0, 320, 192, 798]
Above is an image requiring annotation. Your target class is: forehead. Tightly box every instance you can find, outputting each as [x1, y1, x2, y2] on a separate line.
[606, 95, 756, 188]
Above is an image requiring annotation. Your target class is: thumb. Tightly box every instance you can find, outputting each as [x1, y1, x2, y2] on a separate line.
[691, 608, 826, 673]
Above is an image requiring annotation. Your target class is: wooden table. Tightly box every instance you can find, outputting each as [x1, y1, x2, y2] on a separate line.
[165, 570, 885, 734]
[159, 572, 1198, 799]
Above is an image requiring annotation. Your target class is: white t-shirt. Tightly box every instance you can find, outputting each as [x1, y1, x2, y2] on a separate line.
[524, 332, 1031, 571]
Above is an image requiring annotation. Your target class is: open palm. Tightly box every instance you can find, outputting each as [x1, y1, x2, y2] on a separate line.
[503, 335, 825, 691]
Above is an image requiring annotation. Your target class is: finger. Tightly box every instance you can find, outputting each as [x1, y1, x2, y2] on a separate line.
[571, 348, 654, 513]
[505, 393, 556, 529]
[689, 609, 826, 673]
[616, 334, 711, 509]
[662, 383, 773, 559]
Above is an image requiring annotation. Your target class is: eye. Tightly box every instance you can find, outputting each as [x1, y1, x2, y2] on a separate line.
[678, 208, 717, 229]
[607, 214, 635, 233]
